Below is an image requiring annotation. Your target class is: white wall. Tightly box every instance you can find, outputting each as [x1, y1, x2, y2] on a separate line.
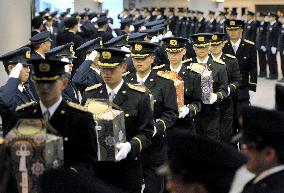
[0, 0, 32, 85]
[223, 0, 284, 11]
[74, 0, 101, 12]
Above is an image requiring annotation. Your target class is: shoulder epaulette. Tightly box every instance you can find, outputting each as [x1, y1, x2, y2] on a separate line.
[122, 71, 130, 77]
[244, 39, 255, 45]
[127, 83, 146, 93]
[225, 54, 236, 59]
[181, 58, 192, 64]
[224, 40, 228, 44]
[152, 64, 165, 70]
[67, 101, 88, 112]
[213, 58, 225, 65]
[85, 83, 102, 92]
[16, 101, 37, 112]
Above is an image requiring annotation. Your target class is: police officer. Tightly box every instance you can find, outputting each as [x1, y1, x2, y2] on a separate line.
[43, 15, 58, 48]
[191, 33, 228, 141]
[167, 8, 177, 35]
[154, 37, 202, 134]
[278, 16, 284, 82]
[82, 48, 153, 193]
[0, 47, 37, 135]
[243, 11, 258, 43]
[223, 19, 257, 108]
[72, 37, 104, 92]
[265, 12, 280, 80]
[236, 107, 284, 193]
[91, 16, 113, 43]
[216, 11, 226, 33]
[125, 41, 178, 193]
[256, 12, 269, 78]
[31, 16, 44, 37]
[160, 130, 247, 193]
[205, 10, 217, 33]
[195, 11, 206, 33]
[210, 33, 241, 143]
[30, 31, 52, 59]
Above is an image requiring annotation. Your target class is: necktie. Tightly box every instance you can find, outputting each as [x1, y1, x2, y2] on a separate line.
[43, 110, 50, 121]
[232, 45, 237, 54]
[109, 91, 116, 102]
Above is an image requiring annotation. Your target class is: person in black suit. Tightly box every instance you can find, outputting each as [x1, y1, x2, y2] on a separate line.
[30, 31, 52, 60]
[210, 33, 241, 143]
[72, 37, 104, 92]
[243, 11, 258, 43]
[125, 41, 178, 193]
[265, 12, 281, 80]
[237, 107, 284, 193]
[166, 8, 177, 34]
[278, 16, 284, 82]
[43, 15, 58, 48]
[256, 12, 269, 77]
[31, 16, 44, 37]
[82, 48, 153, 193]
[91, 17, 113, 43]
[205, 10, 217, 33]
[194, 11, 206, 33]
[155, 8, 166, 20]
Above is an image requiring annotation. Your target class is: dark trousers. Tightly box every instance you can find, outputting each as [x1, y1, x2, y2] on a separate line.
[280, 50, 284, 77]
[267, 50, 278, 78]
[258, 49, 267, 76]
[219, 97, 234, 143]
[143, 161, 165, 193]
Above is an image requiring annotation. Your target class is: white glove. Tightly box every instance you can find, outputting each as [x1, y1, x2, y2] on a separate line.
[91, 17, 98, 23]
[129, 25, 135, 32]
[140, 26, 146, 31]
[152, 126, 157, 137]
[179, 105, 190, 118]
[150, 36, 160, 43]
[249, 90, 256, 99]
[260, 46, 266, 52]
[64, 64, 70, 73]
[228, 87, 231, 96]
[157, 34, 164, 40]
[209, 93, 218, 104]
[121, 46, 130, 52]
[86, 50, 98, 61]
[115, 142, 131, 161]
[9, 63, 23, 78]
[61, 56, 70, 63]
[163, 31, 173, 38]
[271, 47, 277, 54]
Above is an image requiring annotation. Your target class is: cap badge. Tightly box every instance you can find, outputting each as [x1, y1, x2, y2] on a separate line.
[25, 51, 31, 59]
[39, 63, 50, 72]
[102, 51, 111, 59]
[230, 21, 235, 26]
[144, 36, 149, 41]
[69, 45, 74, 52]
[198, 36, 205, 42]
[126, 36, 129, 42]
[170, 39, 177, 46]
[135, 44, 143, 51]
[99, 40, 103, 47]
[212, 35, 218, 41]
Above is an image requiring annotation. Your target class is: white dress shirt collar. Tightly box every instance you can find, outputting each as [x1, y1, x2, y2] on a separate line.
[270, 20, 276, 25]
[197, 56, 209, 64]
[18, 84, 24, 92]
[211, 53, 222, 60]
[90, 66, 100, 75]
[170, 63, 183, 74]
[36, 51, 45, 59]
[136, 72, 151, 84]
[230, 38, 242, 51]
[39, 96, 62, 119]
[106, 80, 124, 95]
[253, 165, 284, 184]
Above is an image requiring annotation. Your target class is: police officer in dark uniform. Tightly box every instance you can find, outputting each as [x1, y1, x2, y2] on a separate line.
[205, 10, 217, 33]
[223, 19, 257, 108]
[243, 11, 258, 43]
[72, 37, 104, 92]
[0, 47, 37, 136]
[191, 33, 228, 141]
[216, 11, 226, 33]
[91, 17, 113, 43]
[265, 12, 280, 80]
[210, 33, 241, 143]
[278, 16, 284, 82]
[167, 8, 177, 35]
[236, 107, 284, 193]
[30, 31, 52, 59]
[154, 37, 202, 134]
[195, 11, 206, 33]
[124, 41, 178, 193]
[256, 12, 269, 77]
[43, 15, 58, 48]
[31, 16, 44, 37]
[82, 48, 153, 193]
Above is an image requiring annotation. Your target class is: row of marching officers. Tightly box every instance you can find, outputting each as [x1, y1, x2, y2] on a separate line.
[0, 19, 258, 193]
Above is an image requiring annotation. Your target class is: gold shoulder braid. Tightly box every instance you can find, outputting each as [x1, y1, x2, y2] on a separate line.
[16, 101, 37, 111]
[244, 39, 255, 45]
[181, 58, 192, 64]
[152, 64, 165, 70]
[67, 101, 88, 112]
[225, 54, 236, 59]
[213, 58, 225, 65]
[85, 83, 102, 92]
[127, 83, 146, 93]
[122, 71, 130, 77]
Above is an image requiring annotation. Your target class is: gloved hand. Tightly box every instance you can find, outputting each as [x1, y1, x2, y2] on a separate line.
[157, 34, 164, 40]
[179, 105, 190, 118]
[64, 64, 70, 73]
[129, 25, 135, 32]
[121, 46, 130, 52]
[9, 63, 23, 78]
[152, 126, 157, 137]
[140, 26, 146, 31]
[85, 50, 98, 61]
[271, 47, 277, 54]
[249, 90, 256, 99]
[261, 46, 266, 52]
[209, 93, 218, 104]
[150, 36, 160, 43]
[164, 31, 173, 38]
[228, 86, 231, 96]
[115, 142, 131, 161]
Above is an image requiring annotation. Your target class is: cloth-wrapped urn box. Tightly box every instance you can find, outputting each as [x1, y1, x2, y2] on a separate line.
[85, 99, 126, 161]
[157, 71, 184, 110]
[5, 119, 64, 193]
[188, 63, 213, 104]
